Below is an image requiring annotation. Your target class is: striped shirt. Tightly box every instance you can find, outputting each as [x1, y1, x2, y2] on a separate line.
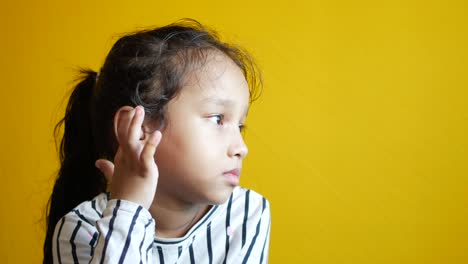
[52, 187, 271, 263]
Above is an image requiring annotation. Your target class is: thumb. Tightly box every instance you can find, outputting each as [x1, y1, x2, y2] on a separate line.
[95, 159, 115, 184]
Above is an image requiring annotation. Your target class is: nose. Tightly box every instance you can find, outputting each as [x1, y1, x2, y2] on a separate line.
[228, 131, 248, 159]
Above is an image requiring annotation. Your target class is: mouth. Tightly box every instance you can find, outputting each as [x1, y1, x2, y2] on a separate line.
[223, 168, 240, 186]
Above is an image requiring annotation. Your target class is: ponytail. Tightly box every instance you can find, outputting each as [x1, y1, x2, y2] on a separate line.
[43, 69, 107, 264]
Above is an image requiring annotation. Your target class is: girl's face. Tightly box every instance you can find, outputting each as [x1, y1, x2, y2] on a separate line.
[153, 52, 250, 206]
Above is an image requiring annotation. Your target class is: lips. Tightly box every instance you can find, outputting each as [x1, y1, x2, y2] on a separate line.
[223, 168, 240, 177]
[223, 168, 241, 186]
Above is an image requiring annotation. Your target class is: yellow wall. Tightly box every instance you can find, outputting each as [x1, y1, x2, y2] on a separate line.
[1, 0, 467, 263]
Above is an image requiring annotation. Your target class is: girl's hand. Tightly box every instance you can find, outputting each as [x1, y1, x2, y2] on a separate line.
[95, 106, 162, 209]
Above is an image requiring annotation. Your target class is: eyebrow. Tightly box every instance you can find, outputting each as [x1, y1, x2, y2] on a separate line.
[200, 96, 250, 117]
[200, 97, 235, 106]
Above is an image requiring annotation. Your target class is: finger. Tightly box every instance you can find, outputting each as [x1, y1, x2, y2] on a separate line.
[127, 106, 145, 147]
[95, 159, 115, 183]
[115, 108, 135, 148]
[140, 130, 162, 173]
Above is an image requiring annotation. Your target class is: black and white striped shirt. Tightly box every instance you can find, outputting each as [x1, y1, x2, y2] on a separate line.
[53, 187, 271, 263]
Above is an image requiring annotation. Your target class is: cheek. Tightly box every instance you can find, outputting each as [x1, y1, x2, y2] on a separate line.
[156, 124, 215, 166]
[156, 115, 231, 169]
[182, 126, 223, 161]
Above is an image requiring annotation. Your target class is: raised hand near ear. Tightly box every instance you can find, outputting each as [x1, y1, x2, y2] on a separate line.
[95, 105, 162, 209]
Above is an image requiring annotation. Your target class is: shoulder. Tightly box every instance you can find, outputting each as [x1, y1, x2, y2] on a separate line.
[216, 187, 270, 261]
[53, 193, 108, 251]
[59, 193, 109, 228]
[231, 186, 270, 210]
[224, 187, 271, 224]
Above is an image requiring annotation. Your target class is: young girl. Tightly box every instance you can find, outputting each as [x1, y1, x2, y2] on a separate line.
[43, 19, 270, 264]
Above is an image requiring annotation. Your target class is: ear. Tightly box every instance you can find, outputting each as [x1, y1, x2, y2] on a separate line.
[113, 106, 146, 142]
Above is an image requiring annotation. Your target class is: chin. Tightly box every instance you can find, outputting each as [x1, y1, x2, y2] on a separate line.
[207, 188, 235, 205]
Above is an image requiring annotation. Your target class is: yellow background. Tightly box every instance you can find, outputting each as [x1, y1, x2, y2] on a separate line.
[1, 0, 467, 263]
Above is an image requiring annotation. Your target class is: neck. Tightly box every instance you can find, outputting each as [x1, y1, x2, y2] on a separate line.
[149, 193, 211, 238]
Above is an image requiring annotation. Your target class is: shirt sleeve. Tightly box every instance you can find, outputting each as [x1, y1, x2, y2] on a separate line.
[52, 199, 155, 264]
[240, 197, 271, 264]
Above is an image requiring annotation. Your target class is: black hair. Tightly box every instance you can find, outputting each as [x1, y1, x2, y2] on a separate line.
[43, 18, 262, 263]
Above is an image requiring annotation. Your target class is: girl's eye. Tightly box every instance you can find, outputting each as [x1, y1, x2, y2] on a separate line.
[208, 114, 224, 125]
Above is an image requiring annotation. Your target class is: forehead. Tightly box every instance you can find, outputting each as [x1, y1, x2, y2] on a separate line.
[177, 53, 250, 107]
